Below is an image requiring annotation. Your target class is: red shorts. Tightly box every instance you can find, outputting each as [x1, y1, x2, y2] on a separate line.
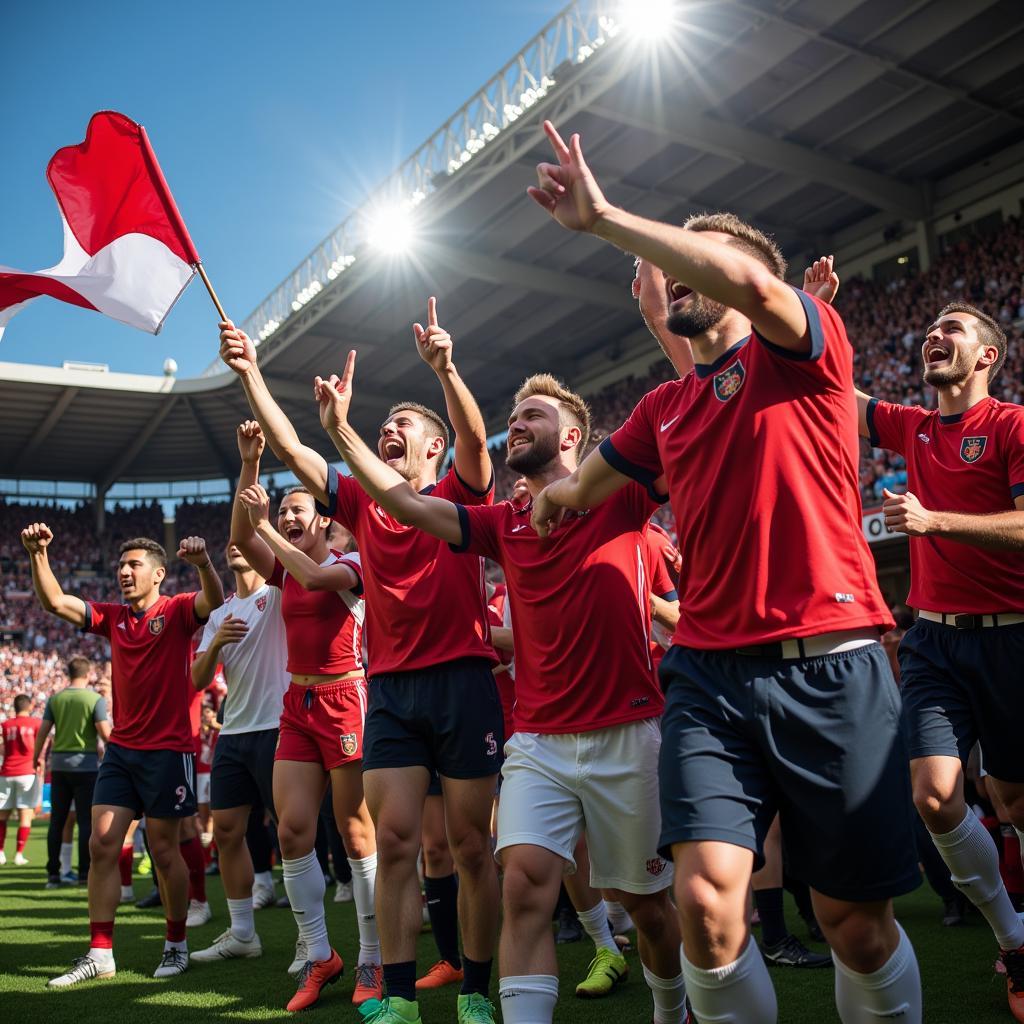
[275, 679, 367, 770]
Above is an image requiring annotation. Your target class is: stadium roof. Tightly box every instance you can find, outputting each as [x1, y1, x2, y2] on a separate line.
[3, 0, 1023, 488]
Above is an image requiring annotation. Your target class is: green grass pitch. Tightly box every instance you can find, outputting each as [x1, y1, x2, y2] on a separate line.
[0, 823, 1012, 1022]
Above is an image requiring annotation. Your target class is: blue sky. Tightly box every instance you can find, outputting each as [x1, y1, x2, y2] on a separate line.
[0, 0, 562, 377]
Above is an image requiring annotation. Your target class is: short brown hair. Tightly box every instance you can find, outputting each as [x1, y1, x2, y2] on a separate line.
[387, 402, 450, 454]
[67, 655, 91, 680]
[118, 537, 166, 569]
[13, 694, 31, 713]
[513, 374, 591, 454]
[937, 302, 1008, 380]
[682, 212, 787, 279]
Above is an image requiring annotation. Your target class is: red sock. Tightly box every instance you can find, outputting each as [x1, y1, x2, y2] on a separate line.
[0, 822, 7, 850]
[118, 845, 134, 887]
[90, 919, 115, 950]
[16, 826, 30, 854]
[180, 837, 206, 902]
[1003, 828, 1024, 893]
[166, 917, 187, 944]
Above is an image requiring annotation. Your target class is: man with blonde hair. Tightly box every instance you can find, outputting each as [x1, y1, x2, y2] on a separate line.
[314, 357, 687, 1024]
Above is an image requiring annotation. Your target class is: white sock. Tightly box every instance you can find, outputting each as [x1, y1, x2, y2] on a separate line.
[253, 870, 273, 890]
[833, 923, 921, 1023]
[577, 900, 619, 954]
[121, 885, 133, 900]
[931, 812, 1024, 949]
[227, 896, 256, 941]
[682, 937, 777, 1024]
[282, 851, 330, 962]
[164, 938, 188, 952]
[347, 854, 380, 965]
[60, 842, 73, 874]
[88, 947, 115, 966]
[642, 964, 687, 1024]
[605, 899, 633, 933]
[498, 974, 559, 1024]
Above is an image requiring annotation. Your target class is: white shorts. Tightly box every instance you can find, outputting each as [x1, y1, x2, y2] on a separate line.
[196, 772, 211, 805]
[496, 718, 672, 894]
[0, 773, 42, 811]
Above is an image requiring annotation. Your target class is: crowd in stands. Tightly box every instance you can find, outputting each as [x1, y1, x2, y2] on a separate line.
[2, 217, 1021, 713]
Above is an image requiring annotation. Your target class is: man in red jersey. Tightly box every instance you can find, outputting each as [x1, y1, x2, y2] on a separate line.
[21, 523, 223, 988]
[848, 283, 1024, 1019]
[219, 300, 501, 1024]
[0, 694, 43, 866]
[315, 366, 686, 1024]
[527, 122, 921, 1024]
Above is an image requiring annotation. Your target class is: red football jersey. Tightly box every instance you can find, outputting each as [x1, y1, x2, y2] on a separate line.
[1, 716, 41, 776]
[84, 592, 203, 752]
[452, 485, 664, 734]
[486, 584, 515, 741]
[868, 396, 1024, 613]
[320, 468, 495, 674]
[197, 725, 218, 774]
[268, 551, 364, 676]
[605, 289, 893, 649]
[643, 527, 677, 671]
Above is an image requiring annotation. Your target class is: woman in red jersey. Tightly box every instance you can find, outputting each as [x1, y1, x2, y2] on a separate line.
[231, 421, 380, 1012]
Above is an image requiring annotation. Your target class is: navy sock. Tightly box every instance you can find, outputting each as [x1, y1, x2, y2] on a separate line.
[425, 873, 461, 969]
[461, 955, 493, 996]
[383, 960, 417, 1002]
[754, 887, 788, 947]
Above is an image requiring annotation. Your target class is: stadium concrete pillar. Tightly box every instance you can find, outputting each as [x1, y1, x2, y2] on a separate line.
[916, 219, 937, 272]
[164, 516, 176, 555]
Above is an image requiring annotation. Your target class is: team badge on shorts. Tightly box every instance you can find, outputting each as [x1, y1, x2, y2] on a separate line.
[960, 436, 987, 463]
[148, 615, 165, 635]
[340, 733, 358, 757]
[256, 595, 268, 611]
[646, 857, 667, 876]
[713, 360, 745, 402]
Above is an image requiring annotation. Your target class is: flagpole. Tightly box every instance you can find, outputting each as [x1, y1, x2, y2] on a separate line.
[194, 263, 229, 323]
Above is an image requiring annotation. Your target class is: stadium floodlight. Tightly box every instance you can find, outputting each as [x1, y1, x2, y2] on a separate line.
[366, 202, 416, 255]
[618, 0, 677, 40]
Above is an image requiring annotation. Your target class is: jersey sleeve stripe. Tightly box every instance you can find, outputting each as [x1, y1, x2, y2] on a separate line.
[755, 287, 826, 362]
[1010, 483, 1024, 500]
[80, 602, 94, 633]
[866, 397, 881, 448]
[448, 503, 472, 553]
[315, 467, 340, 518]
[453, 464, 494, 498]
[599, 437, 668, 503]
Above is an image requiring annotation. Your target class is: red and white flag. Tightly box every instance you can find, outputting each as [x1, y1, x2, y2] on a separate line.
[0, 110, 199, 338]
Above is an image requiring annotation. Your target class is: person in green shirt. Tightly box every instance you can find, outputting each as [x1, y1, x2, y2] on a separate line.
[33, 655, 111, 887]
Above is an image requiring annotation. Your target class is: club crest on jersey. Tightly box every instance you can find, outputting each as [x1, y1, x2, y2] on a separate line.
[340, 733, 358, 757]
[713, 360, 745, 402]
[256, 595, 268, 612]
[960, 436, 987, 463]
[646, 857, 667, 877]
[148, 615, 165, 635]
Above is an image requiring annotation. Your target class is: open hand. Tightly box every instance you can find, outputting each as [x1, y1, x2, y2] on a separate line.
[21, 522, 53, 554]
[803, 256, 840, 305]
[239, 485, 272, 529]
[526, 121, 609, 233]
[413, 297, 454, 373]
[220, 320, 258, 374]
[214, 614, 250, 648]
[315, 350, 357, 435]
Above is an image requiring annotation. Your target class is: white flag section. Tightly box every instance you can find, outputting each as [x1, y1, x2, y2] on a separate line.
[0, 110, 201, 341]
[0, 217, 195, 339]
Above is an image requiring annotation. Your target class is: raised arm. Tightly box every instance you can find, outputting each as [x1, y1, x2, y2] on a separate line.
[220, 320, 331, 504]
[414, 297, 491, 491]
[230, 421, 277, 579]
[21, 524, 87, 627]
[178, 537, 225, 620]
[530, 445, 633, 537]
[240, 484, 361, 592]
[883, 490, 1024, 552]
[315, 352, 464, 546]
[528, 121, 809, 352]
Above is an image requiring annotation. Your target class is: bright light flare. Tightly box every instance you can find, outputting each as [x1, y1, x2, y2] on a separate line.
[366, 204, 416, 255]
[619, 0, 677, 40]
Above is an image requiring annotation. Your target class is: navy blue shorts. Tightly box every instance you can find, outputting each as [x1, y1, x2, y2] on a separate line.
[94, 743, 197, 819]
[899, 618, 1024, 783]
[210, 729, 278, 816]
[658, 642, 920, 902]
[364, 658, 503, 778]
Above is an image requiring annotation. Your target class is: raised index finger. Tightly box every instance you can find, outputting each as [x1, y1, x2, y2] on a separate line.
[340, 349, 357, 390]
[427, 296, 438, 328]
[542, 120, 571, 164]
